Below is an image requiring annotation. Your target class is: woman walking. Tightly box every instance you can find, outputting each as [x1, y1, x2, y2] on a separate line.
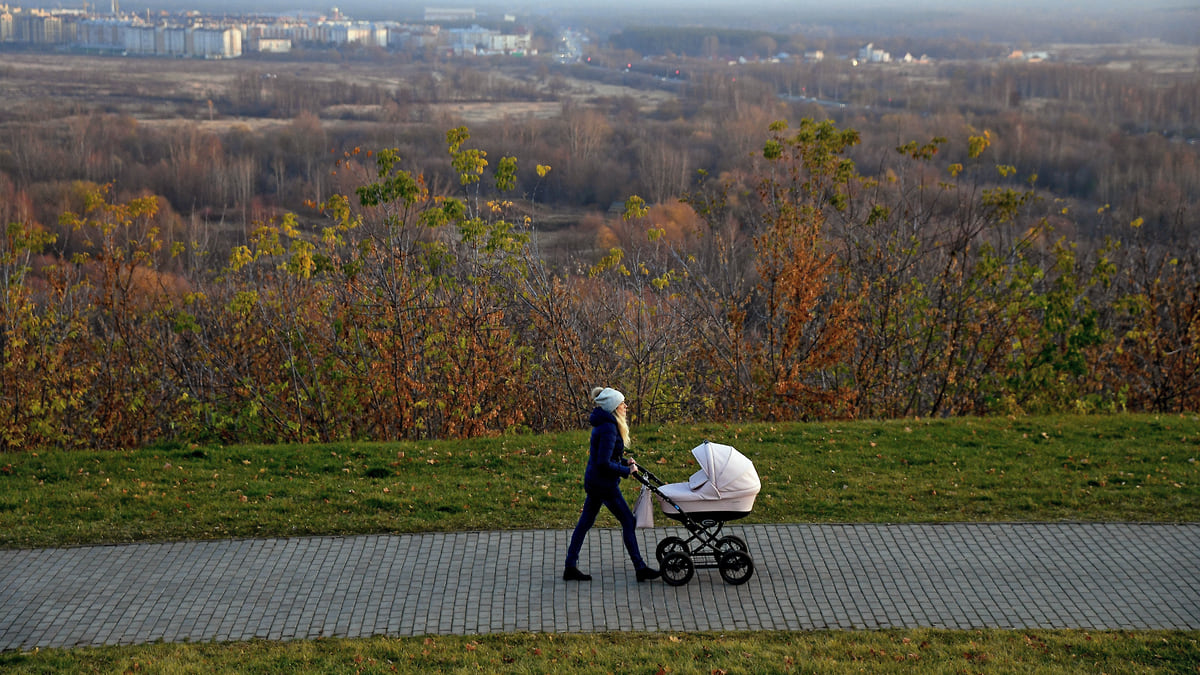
[563, 387, 660, 582]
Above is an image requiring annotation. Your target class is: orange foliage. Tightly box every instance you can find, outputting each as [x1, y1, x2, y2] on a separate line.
[645, 202, 704, 243]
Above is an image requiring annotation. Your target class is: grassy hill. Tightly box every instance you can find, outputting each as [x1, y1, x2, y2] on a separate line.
[3, 413, 1196, 549]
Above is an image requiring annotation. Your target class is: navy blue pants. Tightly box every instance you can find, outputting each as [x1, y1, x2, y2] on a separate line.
[564, 481, 647, 570]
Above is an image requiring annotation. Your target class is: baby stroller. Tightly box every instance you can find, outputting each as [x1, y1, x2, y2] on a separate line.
[633, 441, 760, 586]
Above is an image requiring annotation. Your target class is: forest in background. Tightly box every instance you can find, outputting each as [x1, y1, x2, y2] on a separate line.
[0, 23, 1197, 450]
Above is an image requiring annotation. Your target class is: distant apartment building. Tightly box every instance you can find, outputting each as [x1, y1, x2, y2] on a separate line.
[488, 30, 530, 54]
[446, 23, 532, 56]
[192, 26, 241, 58]
[858, 42, 891, 63]
[13, 9, 63, 43]
[0, 3, 526, 59]
[252, 36, 291, 53]
[323, 21, 388, 47]
[246, 18, 387, 50]
[122, 24, 154, 53]
[79, 18, 241, 57]
[387, 23, 439, 51]
[161, 26, 187, 55]
[77, 17, 122, 47]
[424, 7, 475, 22]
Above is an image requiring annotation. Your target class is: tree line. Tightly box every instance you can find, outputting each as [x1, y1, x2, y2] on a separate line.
[1, 121, 1195, 451]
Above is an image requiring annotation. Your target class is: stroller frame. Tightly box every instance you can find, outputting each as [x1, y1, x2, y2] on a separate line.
[634, 465, 755, 586]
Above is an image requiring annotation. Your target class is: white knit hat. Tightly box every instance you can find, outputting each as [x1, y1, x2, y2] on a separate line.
[593, 387, 625, 413]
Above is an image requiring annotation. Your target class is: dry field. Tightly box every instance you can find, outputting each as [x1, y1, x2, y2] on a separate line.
[1047, 39, 1199, 73]
[0, 52, 675, 131]
[2, 40, 1189, 130]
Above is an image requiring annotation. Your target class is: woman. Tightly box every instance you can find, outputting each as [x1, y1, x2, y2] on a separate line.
[562, 387, 660, 582]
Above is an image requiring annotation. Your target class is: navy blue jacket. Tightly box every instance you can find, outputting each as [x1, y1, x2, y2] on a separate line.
[583, 407, 630, 488]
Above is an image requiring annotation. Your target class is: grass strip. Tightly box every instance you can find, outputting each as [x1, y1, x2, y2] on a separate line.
[1, 630, 1197, 674]
[0, 414, 1196, 549]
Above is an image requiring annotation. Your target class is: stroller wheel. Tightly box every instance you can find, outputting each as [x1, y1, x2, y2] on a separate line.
[718, 550, 754, 585]
[656, 536, 688, 564]
[660, 552, 694, 586]
[716, 535, 748, 554]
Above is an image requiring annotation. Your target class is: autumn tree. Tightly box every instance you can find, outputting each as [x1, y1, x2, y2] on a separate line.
[677, 119, 858, 420]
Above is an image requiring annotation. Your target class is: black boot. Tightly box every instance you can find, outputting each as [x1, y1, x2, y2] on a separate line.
[563, 566, 592, 581]
[636, 566, 661, 582]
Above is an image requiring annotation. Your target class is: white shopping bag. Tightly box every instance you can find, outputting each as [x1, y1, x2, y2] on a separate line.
[634, 485, 654, 528]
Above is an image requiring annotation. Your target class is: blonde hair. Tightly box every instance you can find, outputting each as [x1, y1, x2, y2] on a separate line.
[591, 386, 631, 448]
[615, 409, 631, 449]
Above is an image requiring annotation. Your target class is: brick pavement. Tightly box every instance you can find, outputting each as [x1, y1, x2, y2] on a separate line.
[1, 523, 1198, 651]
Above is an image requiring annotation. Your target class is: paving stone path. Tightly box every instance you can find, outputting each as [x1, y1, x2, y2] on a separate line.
[2, 523, 1198, 651]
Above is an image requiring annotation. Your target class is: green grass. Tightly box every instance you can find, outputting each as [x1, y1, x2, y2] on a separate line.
[1, 414, 1197, 548]
[1, 630, 1197, 674]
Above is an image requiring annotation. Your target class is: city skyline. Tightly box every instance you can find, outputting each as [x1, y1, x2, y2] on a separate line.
[2, 0, 1196, 48]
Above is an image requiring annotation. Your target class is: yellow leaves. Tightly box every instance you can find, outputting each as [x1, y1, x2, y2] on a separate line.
[897, 137, 944, 160]
[622, 195, 649, 221]
[452, 147, 488, 186]
[227, 290, 259, 317]
[967, 130, 991, 159]
[320, 226, 343, 247]
[317, 193, 357, 231]
[948, 163, 963, 177]
[284, 239, 316, 279]
[589, 247, 625, 277]
[279, 216, 302, 239]
[228, 245, 254, 272]
[536, 164, 552, 178]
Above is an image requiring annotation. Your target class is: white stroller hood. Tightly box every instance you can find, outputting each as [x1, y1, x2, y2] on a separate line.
[689, 441, 760, 499]
[656, 441, 760, 514]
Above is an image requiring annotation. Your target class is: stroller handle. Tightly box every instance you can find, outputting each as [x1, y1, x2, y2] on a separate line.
[629, 462, 666, 487]
[627, 460, 687, 517]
